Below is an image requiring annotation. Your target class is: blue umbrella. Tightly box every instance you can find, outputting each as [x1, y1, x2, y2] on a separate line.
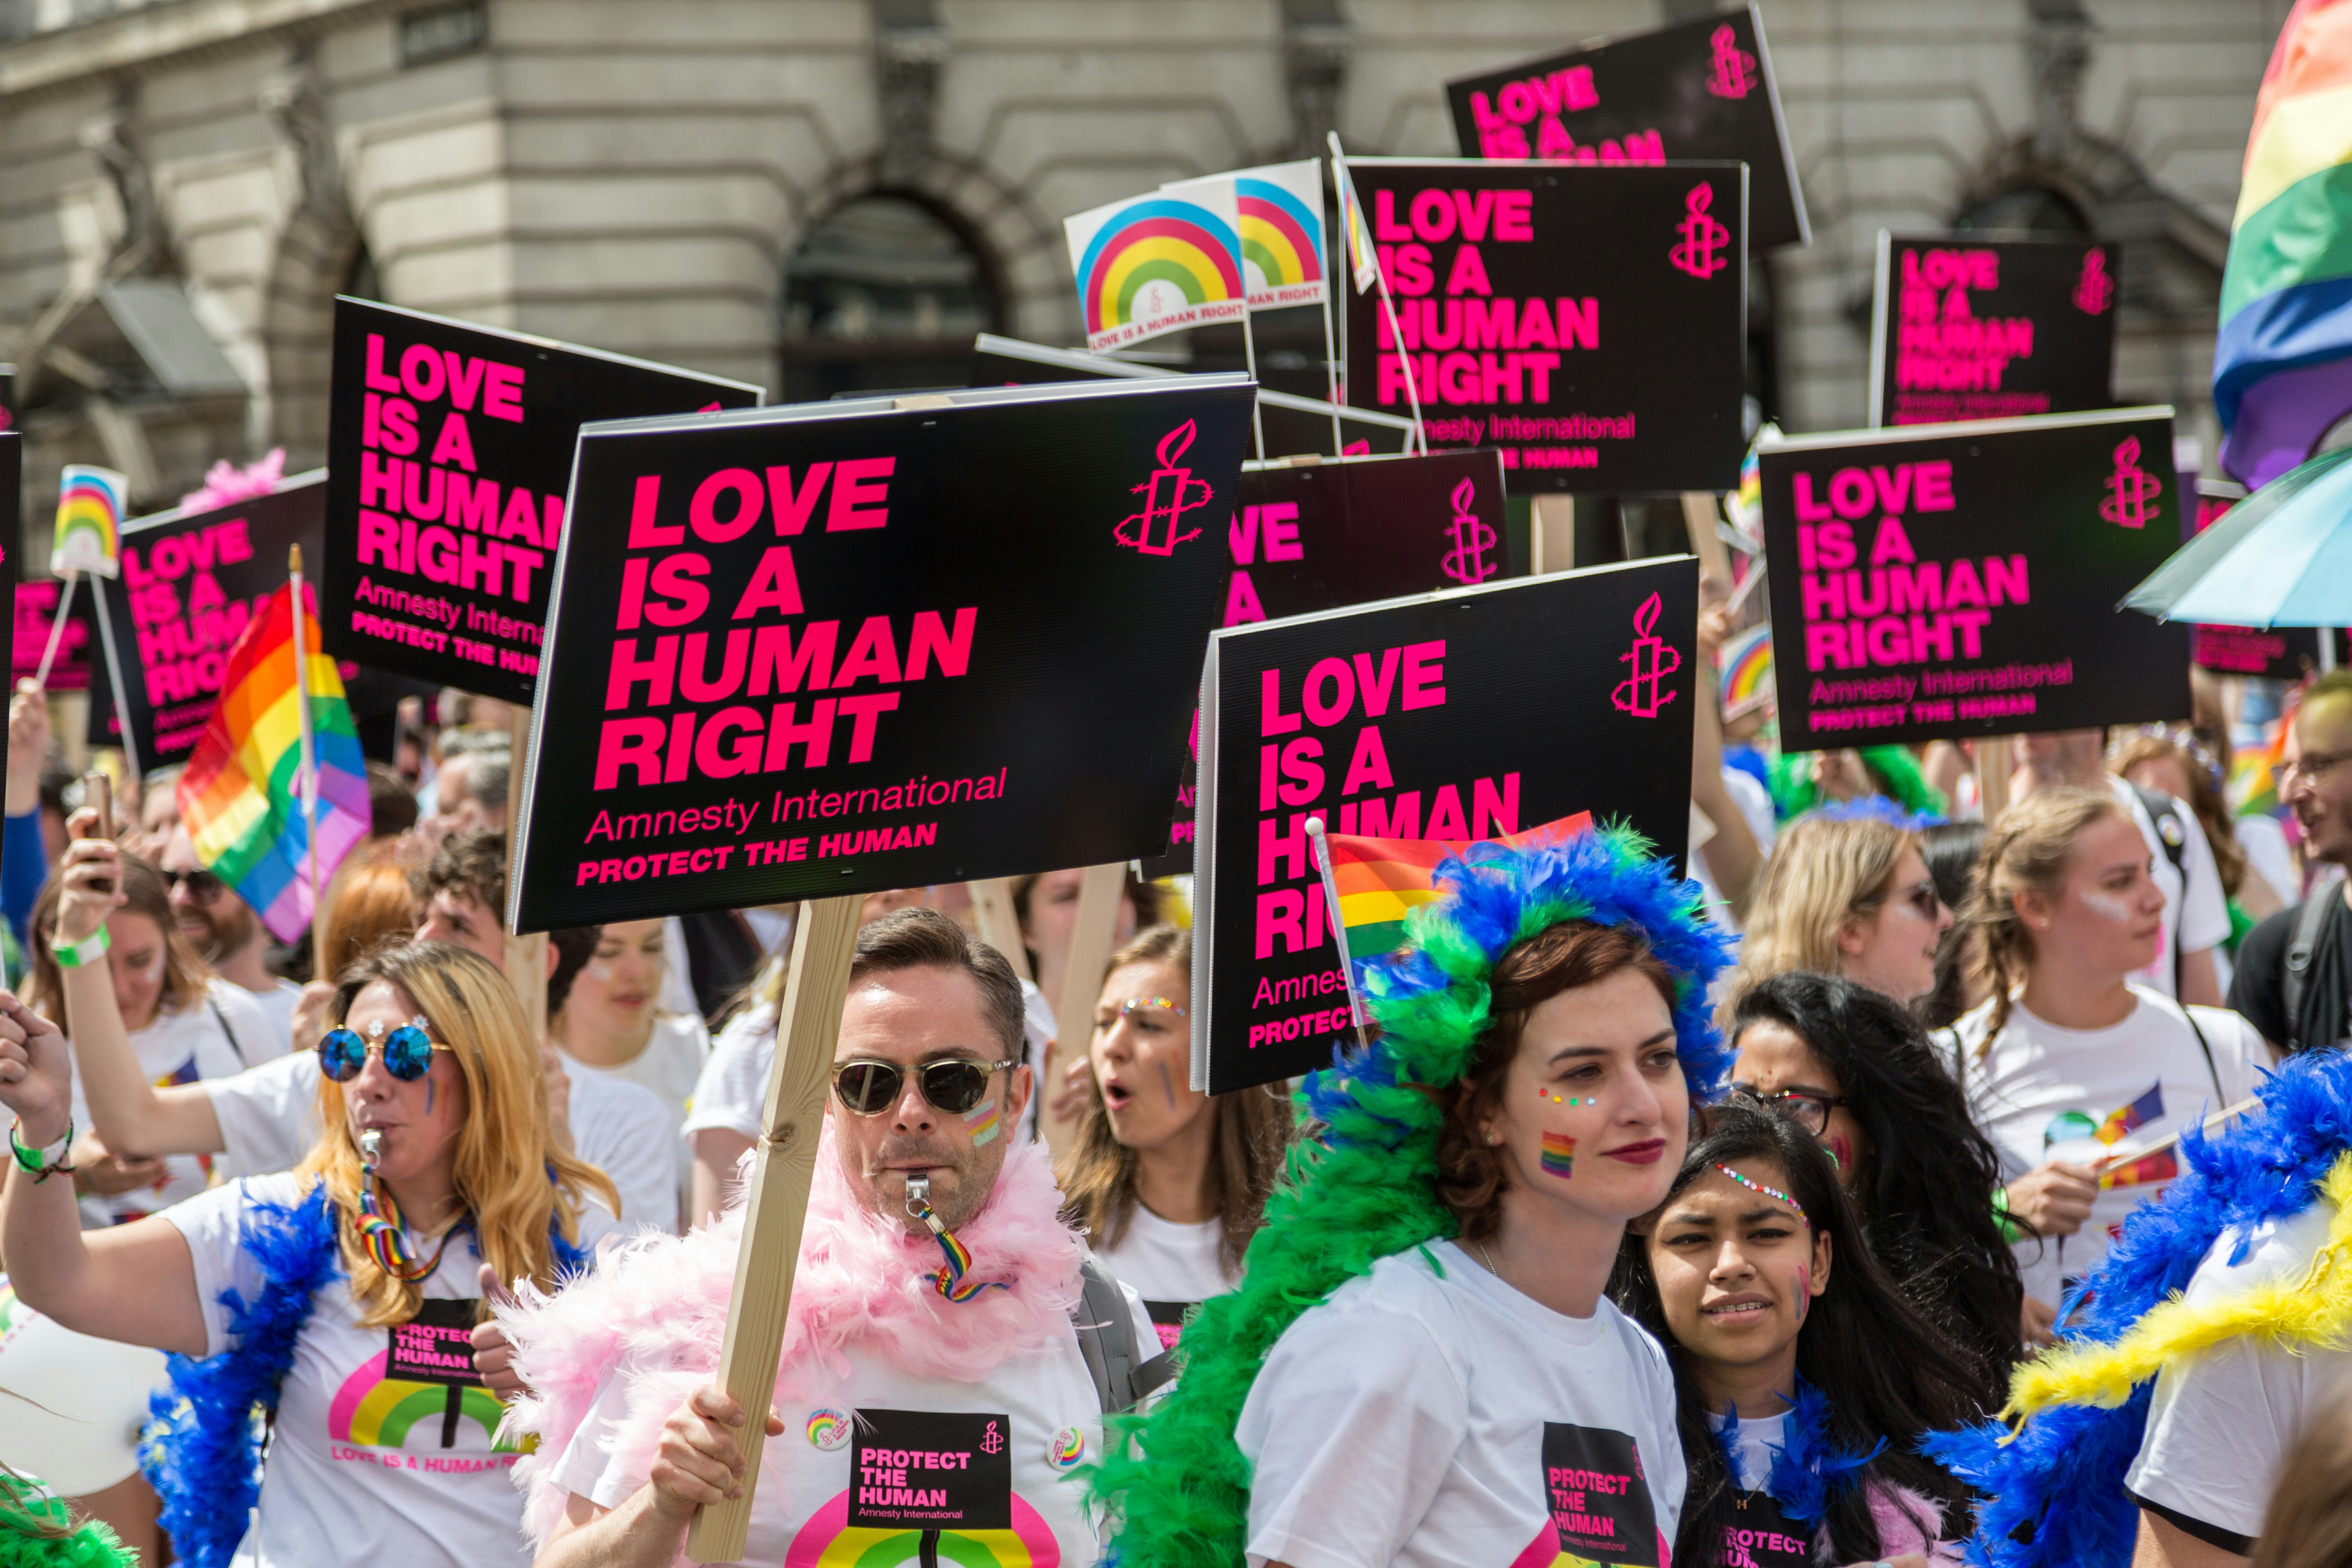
[2121, 445, 2352, 626]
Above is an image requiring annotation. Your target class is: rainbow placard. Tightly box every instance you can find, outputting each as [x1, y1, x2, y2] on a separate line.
[50, 464, 125, 579]
[1718, 623, 1773, 720]
[1063, 187, 1246, 353]
[1172, 162, 1326, 311]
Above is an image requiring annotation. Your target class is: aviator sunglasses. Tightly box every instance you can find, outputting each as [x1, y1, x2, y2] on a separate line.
[318, 1024, 456, 1083]
[833, 1057, 1010, 1117]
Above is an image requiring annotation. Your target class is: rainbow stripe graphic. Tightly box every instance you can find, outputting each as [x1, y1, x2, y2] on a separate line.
[785, 1487, 1062, 1567]
[328, 1350, 513, 1451]
[1718, 624, 1774, 721]
[806, 1408, 851, 1450]
[1539, 1133, 1576, 1179]
[964, 1102, 1002, 1148]
[50, 465, 126, 579]
[2100, 1149, 2181, 1192]
[2097, 1081, 2165, 1146]
[1045, 1426, 1086, 1469]
[2216, 0, 2352, 485]
[1228, 161, 1327, 310]
[1325, 810, 1593, 961]
[1065, 187, 1245, 353]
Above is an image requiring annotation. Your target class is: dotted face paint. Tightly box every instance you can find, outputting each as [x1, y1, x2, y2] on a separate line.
[962, 1099, 1001, 1147]
[1714, 1163, 1809, 1227]
[1540, 1132, 1576, 1178]
[1538, 1088, 1597, 1106]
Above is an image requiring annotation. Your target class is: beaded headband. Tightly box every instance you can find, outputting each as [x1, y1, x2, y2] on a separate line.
[1716, 1162, 1808, 1227]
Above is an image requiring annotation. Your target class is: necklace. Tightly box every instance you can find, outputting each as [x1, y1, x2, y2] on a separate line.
[1474, 1240, 1503, 1277]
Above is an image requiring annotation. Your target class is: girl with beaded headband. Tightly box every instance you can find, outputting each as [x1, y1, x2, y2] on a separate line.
[0, 824, 617, 1568]
[1088, 826, 1734, 1568]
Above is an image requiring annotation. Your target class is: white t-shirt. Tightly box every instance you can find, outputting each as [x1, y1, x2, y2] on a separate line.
[70, 978, 285, 1227]
[1723, 1410, 1791, 1493]
[1092, 1205, 1233, 1353]
[0, 1274, 169, 1495]
[2111, 776, 2231, 999]
[557, 1011, 707, 1218]
[163, 1171, 618, 1568]
[207, 1052, 681, 1236]
[2125, 1200, 2349, 1549]
[1236, 1240, 1686, 1568]
[552, 1285, 1158, 1567]
[245, 979, 303, 1053]
[1954, 985, 2264, 1307]
[2237, 814, 2300, 908]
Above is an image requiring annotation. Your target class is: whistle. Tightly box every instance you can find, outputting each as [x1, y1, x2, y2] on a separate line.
[359, 1128, 383, 1169]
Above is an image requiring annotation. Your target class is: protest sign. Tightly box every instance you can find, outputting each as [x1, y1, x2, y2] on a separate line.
[1192, 556, 1696, 1094]
[1868, 232, 2120, 427]
[1446, 3, 1807, 251]
[1146, 448, 1515, 875]
[507, 375, 1253, 932]
[323, 297, 762, 704]
[1759, 407, 2192, 753]
[0, 436, 15, 779]
[14, 580, 95, 692]
[1341, 159, 1747, 493]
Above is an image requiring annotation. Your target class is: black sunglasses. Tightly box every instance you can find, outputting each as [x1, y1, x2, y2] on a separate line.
[163, 867, 226, 906]
[832, 1057, 1010, 1117]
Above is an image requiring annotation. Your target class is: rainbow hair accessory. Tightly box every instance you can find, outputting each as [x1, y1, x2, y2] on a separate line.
[1715, 1163, 1808, 1227]
[1539, 1133, 1576, 1178]
[1087, 824, 1733, 1568]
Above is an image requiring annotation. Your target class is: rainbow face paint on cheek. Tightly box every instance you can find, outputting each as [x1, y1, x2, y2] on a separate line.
[1828, 1134, 1852, 1171]
[1539, 1132, 1575, 1178]
[963, 1099, 1001, 1147]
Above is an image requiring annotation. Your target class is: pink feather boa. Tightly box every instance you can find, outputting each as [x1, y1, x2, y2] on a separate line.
[1852, 1479, 1967, 1565]
[494, 1129, 1085, 1550]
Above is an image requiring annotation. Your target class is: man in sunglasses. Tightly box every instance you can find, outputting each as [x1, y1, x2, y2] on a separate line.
[500, 907, 1165, 1568]
[159, 826, 302, 1049]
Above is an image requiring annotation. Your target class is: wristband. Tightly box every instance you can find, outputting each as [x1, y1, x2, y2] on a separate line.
[49, 923, 110, 968]
[9, 1116, 74, 1184]
[1992, 1181, 2027, 1244]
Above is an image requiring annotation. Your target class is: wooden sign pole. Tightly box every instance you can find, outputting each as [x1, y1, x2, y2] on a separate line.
[502, 706, 548, 1039]
[685, 893, 863, 1562]
[1530, 495, 1575, 575]
[1680, 492, 1731, 580]
[1037, 861, 1126, 1158]
[1977, 735, 2014, 824]
[965, 878, 1032, 984]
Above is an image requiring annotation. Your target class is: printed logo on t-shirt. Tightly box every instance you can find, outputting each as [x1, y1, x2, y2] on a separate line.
[2045, 1081, 2179, 1190]
[784, 1407, 1063, 1568]
[1142, 1299, 1193, 1354]
[327, 1298, 516, 1466]
[1716, 1491, 1813, 1567]
[1507, 1423, 1664, 1567]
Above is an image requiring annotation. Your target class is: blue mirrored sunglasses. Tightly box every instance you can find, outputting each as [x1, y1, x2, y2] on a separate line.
[318, 1024, 454, 1083]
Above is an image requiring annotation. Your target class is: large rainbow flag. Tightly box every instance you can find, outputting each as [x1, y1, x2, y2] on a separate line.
[2216, 0, 2352, 486]
[177, 581, 371, 942]
[1322, 811, 1594, 962]
[1063, 186, 1245, 354]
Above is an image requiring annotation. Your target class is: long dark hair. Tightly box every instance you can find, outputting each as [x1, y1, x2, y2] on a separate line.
[1915, 821, 1985, 1029]
[1730, 971, 2024, 1394]
[1610, 1106, 1985, 1566]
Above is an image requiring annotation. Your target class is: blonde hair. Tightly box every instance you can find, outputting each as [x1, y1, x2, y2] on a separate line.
[1964, 787, 2127, 1038]
[1733, 815, 1912, 996]
[316, 848, 423, 985]
[298, 940, 618, 1327]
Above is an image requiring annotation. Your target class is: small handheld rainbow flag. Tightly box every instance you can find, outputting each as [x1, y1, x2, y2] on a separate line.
[1327, 139, 1382, 296]
[1063, 186, 1246, 353]
[177, 579, 372, 942]
[1319, 810, 1596, 964]
[51, 465, 126, 579]
[1718, 624, 1774, 722]
[1229, 160, 1328, 310]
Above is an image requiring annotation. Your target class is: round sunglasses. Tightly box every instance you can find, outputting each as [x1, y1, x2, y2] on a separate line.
[318, 1024, 456, 1083]
[832, 1057, 1010, 1117]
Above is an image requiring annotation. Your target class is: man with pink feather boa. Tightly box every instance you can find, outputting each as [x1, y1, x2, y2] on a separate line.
[496, 908, 1159, 1568]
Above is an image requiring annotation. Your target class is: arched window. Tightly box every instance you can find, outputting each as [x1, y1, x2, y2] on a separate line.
[1953, 184, 2091, 235]
[776, 194, 1000, 402]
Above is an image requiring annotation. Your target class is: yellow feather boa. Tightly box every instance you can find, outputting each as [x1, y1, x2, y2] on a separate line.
[2007, 1150, 2352, 1419]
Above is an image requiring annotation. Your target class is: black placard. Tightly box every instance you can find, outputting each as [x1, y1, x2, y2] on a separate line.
[1446, 3, 1806, 252]
[0, 437, 15, 788]
[1869, 232, 2120, 428]
[510, 376, 1251, 932]
[1541, 1422, 1664, 1566]
[323, 297, 762, 703]
[89, 474, 365, 775]
[1193, 558, 1695, 1094]
[386, 1298, 485, 1389]
[849, 1409, 1013, 1531]
[15, 578, 97, 693]
[1147, 448, 1515, 876]
[1760, 408, 2192, 753]
[1341, 160, 1746, 495]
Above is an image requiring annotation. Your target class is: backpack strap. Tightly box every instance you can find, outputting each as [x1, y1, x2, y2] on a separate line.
[2129, 784, 2194, 996]
[2284, 891, 2337, 1049]
[2178, 1003, 2224, 1101]
[1072, 1256, 1174, 1414]
[205, 991, 252, 1070]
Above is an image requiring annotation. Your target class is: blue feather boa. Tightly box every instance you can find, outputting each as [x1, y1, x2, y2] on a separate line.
[1709, 1377, 1885, 1527]
[139, 1181, 593, 1568]
[1922, 1046, 2352, 1568]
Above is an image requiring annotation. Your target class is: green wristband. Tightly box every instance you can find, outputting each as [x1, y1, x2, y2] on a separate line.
[49, 923, 109, 968]
[1992, 1181, 2027, 1244]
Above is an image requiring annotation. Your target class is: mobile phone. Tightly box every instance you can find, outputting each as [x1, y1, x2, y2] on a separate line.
[83, 771, 116, 896]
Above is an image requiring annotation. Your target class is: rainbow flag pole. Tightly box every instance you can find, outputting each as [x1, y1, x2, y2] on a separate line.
[1328, 131, 1425, 455]
[31, 576, 79, 690]
[1303, 816, 1371, 1050]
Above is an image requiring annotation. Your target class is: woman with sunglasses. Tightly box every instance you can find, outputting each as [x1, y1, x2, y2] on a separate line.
[0, 905, 615, 1568]
[1729, 971, 2024, 1394]
[1057, 926, 1292, 1351]
[1735, 808, 1953, 1009]
[24, 830, 280, 1227]
[1609, 1104, 1985, 1567]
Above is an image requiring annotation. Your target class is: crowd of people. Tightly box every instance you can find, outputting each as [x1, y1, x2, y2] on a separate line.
[0, 638, 2345, 1568]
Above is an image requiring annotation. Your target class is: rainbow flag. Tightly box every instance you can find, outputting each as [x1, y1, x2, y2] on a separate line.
[2232, 715, 2291, 819]
[2096, 1081, 2165, 1145]
[2216, 0, 2352, 486]
[1229, 161, 1327, 310]
[1718, 624, 1774, 721]
[51, 465, 126, 578]
[1063, 186, 1245, 354]
[1328, 143, 1382, 295]
[2100, 1148, 2181, 1192]
[1323, 811, 1593, 961]
[177, 582, 371, 942]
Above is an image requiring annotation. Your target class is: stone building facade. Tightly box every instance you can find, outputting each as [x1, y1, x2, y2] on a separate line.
[0, 0, 2290, 517]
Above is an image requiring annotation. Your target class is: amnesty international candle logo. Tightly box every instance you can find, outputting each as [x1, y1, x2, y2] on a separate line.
[2073, 248, 2115, 315]
[1704, 23, 1758, 98]
[1612, 594, 1681, 718]
[2101, 437, 2162, 530]
[1669, 184, 1732, 279]
[1440, 477, 1498, 585]
[1116, 421, 1212, 555]
[1511, 1423, 1663, 1566]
